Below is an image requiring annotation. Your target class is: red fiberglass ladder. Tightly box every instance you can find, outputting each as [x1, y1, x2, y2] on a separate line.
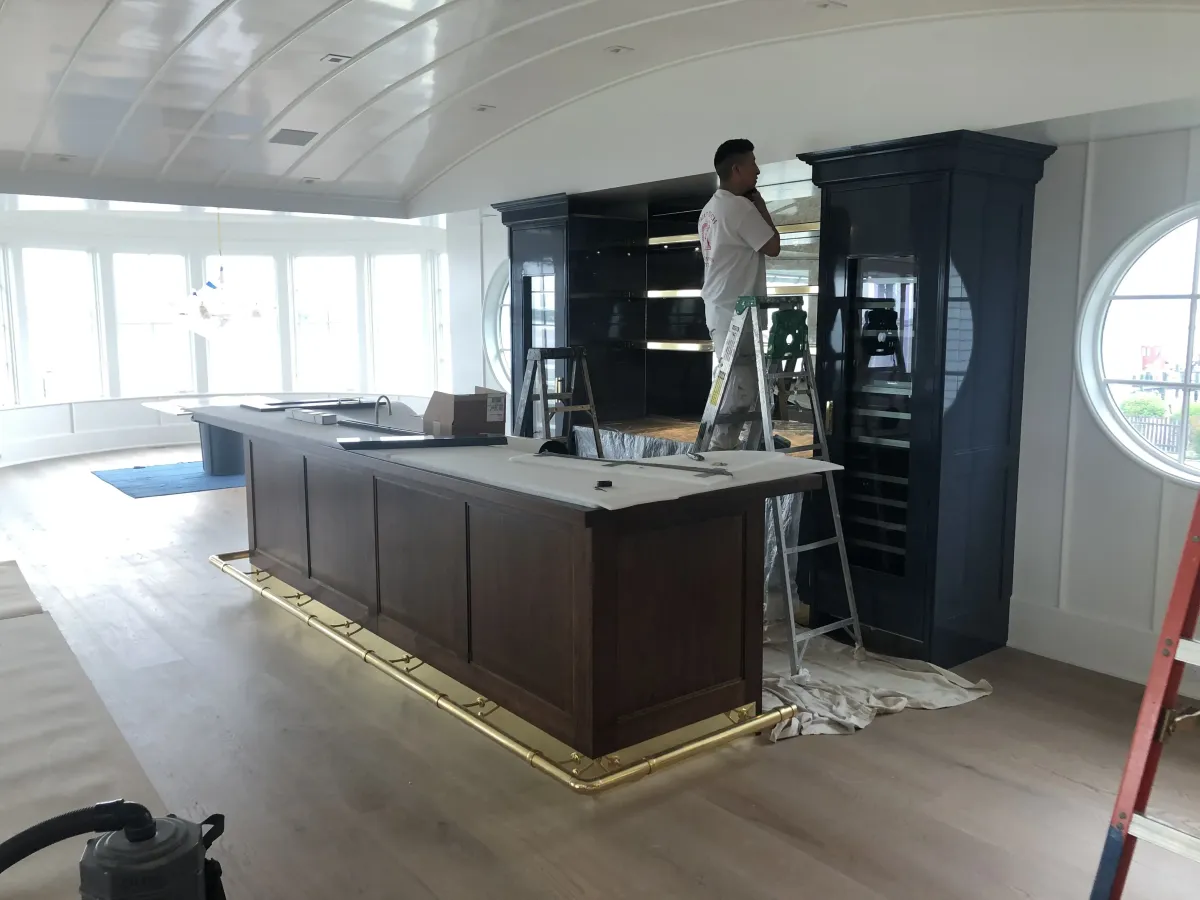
[1091, 495, 1200, 898]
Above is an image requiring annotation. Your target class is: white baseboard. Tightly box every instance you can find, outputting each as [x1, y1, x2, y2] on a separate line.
[0, 423, 200, 469]
[1009, 598, 1200, 694]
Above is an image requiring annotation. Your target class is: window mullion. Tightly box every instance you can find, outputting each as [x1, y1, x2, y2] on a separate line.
[96, 251, 119, 398]
[357, 254, 370, 393]
[1184, 220, 1200, 463]
[278, 253, 293, 393]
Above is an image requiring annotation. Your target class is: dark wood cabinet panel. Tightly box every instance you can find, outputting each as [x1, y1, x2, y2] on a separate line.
[247, 439, 308, 574]
[612, 515, 746, 715]
[203, 405, 821, 758]
[305, 458, 377, 624]
[376, 479, 468, 657]
[468, 506, 575, 714]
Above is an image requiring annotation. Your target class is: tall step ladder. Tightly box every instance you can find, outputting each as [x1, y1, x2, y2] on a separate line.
[514, 346, 604, 458]
[694, 295, 863, 676]
[1091, 493, 1200, 898]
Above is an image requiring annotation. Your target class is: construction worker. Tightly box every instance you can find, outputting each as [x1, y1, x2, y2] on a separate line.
[698, 138, 782, 450]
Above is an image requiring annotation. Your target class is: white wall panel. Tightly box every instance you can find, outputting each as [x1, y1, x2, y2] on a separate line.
[72, 399, 162, 432]
[1061, 403, 1161, 628]
[1083, 131, 1190, 290]
[1012, 144, 1086, 611]
[0, 404, 73, 439]
[1012, 126, 1200, 685]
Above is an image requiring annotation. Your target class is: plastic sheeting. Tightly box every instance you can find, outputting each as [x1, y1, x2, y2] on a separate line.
[573, 425, 803, 621]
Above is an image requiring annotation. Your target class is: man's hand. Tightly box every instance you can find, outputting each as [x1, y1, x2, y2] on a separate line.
[746, 189, 781, 258]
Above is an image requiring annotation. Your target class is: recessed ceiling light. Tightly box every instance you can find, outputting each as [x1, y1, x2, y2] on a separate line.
[473, 104, 495, 113]
[605, 45, 634, 54]
[300, 177, 321, 185]
[269, 128, 318, 147]
[321, 53, 351, 64]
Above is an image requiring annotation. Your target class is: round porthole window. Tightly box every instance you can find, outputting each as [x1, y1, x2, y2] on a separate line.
[482, 260, 511, 390]
[1077, 206, 1200, 485]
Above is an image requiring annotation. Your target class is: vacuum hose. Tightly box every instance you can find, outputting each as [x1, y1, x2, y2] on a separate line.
[0, 800, 155, 876]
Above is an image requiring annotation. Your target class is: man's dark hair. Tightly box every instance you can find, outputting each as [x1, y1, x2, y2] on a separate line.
[714, 139, 754, 180]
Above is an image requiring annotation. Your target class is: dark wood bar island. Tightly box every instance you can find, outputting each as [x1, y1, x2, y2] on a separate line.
[193, 405, 831, 757]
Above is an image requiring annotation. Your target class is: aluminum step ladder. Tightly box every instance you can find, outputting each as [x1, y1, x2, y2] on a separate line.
[514, 346, 604, 458]
[694, 295, 862, 676]
[1091, 492, 1200, 897]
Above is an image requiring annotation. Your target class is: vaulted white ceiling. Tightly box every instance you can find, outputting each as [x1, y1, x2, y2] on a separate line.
[1, 0, 1199, 217]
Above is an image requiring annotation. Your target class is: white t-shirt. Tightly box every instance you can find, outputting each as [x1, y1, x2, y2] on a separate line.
[698, 189, 774, 338]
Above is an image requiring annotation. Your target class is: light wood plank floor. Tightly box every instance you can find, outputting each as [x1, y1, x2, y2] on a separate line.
[2, 447, 1198, 899]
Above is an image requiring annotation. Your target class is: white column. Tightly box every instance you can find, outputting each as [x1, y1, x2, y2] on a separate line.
[444, 209, 486, 393]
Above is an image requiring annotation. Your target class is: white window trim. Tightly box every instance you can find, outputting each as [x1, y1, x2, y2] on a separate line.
[1076, 202, 1200, 487]
[482, 259, 511, 390]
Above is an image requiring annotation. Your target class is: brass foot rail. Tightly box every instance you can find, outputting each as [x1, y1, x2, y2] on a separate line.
[209, 551, 797, 794]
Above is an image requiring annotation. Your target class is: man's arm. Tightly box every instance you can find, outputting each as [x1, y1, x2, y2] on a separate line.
[745, 190, 781, 258]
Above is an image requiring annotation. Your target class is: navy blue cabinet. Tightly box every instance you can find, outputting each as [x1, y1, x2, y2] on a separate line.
[798, 131, 1054, 667]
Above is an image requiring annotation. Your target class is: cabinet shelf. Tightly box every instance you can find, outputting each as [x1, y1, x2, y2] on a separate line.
[848, 538, 907, 556]
[632, 340, 714, 353]
[856, 384, 913, 397]
[648, 221, 820, 246]
[847, 516, 908, 533]
[850, 436, 910, 449]
[853, 409, 911, 420]
[645, 285, 817, 299]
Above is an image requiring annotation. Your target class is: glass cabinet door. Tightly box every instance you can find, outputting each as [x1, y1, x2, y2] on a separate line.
[841, 256, 916, 577]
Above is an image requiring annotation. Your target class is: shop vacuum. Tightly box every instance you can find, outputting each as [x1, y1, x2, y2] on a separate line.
[0, 799, 226, 898]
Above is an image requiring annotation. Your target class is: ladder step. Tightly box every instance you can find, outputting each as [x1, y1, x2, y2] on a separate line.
[527, 348, 583, 361]
[785, 537, 840, 555]
[1175, 638, 1200, 667]
[768, 371, 808, 381]
[793, 617, 857, 644]
[553, 405, 595, 414]
[782, 443, 818, 454]
[1129, 814, 1200, 864]
[534, 393, 574, 401]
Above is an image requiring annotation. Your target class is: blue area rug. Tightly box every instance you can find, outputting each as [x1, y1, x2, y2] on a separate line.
[92, 461, 245, 499]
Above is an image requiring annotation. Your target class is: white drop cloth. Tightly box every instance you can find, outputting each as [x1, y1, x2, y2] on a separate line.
[0, 559, 43, 621]
[760, 629, 992, 741]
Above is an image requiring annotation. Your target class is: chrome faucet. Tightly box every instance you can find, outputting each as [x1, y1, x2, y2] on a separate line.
[374, 395, 392, 425]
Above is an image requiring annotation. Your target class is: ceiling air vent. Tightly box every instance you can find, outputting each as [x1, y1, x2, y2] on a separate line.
[269, 128, 318, 147]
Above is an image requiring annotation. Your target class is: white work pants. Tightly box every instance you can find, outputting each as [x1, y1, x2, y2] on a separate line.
[707, 312, 764, 451]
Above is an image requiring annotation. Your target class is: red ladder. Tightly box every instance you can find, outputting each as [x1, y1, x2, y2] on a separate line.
[1091, 495, 1200, 898]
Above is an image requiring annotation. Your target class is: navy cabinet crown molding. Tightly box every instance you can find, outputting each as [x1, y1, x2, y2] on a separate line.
[797, 129, 1055, 668]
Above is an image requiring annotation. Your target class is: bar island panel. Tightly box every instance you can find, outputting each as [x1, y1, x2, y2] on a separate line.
[193, 406, 824, 757]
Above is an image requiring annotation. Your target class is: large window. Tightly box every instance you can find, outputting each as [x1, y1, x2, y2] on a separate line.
[112, 253, 193, 397]
[292, 256, 359, 392]
[22, 249, 103, 403]
[0, 198, 449, 406]
[370, 254, 433, 396]
[204, 256, 281, 394]
[1079, 209, 1200, 483]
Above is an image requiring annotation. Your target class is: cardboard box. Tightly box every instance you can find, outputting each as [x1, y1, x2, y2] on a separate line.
[423, 387, 507, 437]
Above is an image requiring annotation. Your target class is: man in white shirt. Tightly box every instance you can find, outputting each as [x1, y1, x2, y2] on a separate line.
[698, 139, 781, 449]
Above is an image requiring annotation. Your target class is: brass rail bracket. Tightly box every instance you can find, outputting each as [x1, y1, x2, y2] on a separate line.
[209, 551, 797, 794]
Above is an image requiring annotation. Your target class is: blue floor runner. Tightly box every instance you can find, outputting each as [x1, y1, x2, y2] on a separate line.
[92, 461, 245, 499]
